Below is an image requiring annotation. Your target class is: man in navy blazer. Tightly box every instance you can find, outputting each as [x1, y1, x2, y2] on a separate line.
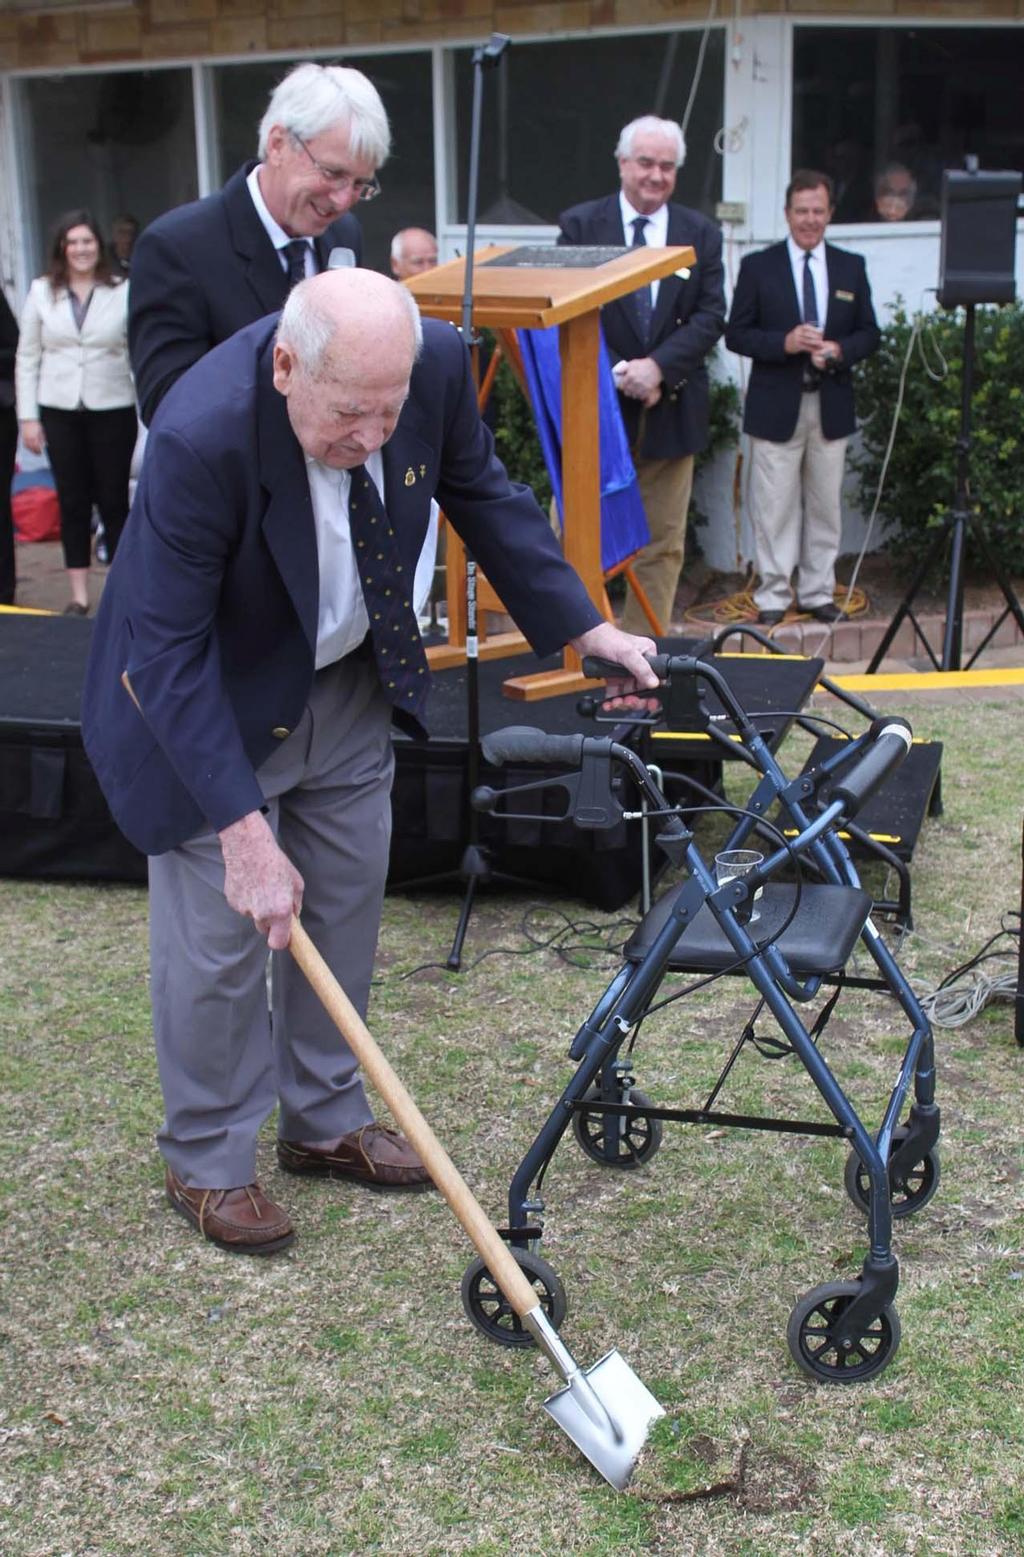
[726, 171, 880, 624]
[129, 61, 381, 426]
[559, 115, 726, 634]
[83, 268, 657, 1256]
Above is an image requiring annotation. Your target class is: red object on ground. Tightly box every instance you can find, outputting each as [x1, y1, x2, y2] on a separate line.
[12, 485, 61, 544]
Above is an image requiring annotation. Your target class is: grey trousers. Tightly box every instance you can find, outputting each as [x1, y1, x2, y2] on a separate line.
[149, 654, 395, 1188]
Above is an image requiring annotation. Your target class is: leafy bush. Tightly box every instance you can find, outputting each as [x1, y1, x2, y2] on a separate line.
[852, 301, 1024, 576]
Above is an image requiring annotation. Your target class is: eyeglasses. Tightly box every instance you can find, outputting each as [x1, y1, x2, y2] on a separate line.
[629, 157, 678, 175]
[290, 132, 381, 202]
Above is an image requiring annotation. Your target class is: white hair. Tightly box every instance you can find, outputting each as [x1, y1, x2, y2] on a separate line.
[615, 115, 686, 167]
[277, 275, 423, 377]
[257, 62, 391, 168]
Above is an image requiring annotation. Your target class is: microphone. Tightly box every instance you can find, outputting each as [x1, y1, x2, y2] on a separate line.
[327, 247, 357, 270]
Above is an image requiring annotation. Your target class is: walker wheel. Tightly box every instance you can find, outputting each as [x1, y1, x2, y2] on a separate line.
[460, 1248, 567, 1349]
[572, 1085, 664, 1169]
[787, 1280, 901, 1383]
[844, 1127, 940, 1219]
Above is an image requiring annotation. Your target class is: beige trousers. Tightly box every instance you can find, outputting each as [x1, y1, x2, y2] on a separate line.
[749, 393, 848, 614]
[620, 454, 695, 635]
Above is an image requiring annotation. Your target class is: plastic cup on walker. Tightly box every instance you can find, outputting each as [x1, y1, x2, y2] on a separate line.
[714, 849, 764, 922]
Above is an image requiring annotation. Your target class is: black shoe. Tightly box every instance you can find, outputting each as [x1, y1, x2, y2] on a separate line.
[757, 609, 785, 626]
[801, 602, 843, 623]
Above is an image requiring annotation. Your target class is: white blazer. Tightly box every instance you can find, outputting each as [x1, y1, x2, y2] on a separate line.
[15, 275, 134, 420]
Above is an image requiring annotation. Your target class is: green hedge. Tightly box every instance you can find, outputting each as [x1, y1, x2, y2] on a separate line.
[852, 301, 1024, 576]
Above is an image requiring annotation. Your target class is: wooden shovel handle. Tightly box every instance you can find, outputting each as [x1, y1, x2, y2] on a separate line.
[288, 916, 541, 1320]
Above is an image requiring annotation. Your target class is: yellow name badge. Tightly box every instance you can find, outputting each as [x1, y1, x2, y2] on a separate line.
[835, 288, 855, 302]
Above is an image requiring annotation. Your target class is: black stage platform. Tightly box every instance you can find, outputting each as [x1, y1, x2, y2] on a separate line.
[0, 616, 825, 909]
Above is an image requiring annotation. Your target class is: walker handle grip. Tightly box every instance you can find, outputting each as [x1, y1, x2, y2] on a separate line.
[829, 719, 913, 817]
[581, 654, 672, 682]
[481, 726, 585, 767]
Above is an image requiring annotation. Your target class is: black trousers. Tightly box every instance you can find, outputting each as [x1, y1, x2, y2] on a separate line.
[39, 404, 138, 570]
[0, 405, 16, 604]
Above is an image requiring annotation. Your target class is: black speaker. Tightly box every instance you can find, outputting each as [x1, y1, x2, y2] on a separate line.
[937, 168, 1021, 308]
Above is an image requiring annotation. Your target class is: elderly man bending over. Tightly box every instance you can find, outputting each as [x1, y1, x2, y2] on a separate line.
[82, 269, 657, 1256]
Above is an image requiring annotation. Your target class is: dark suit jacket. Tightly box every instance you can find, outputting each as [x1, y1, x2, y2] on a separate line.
[0, 289, 18, 411]
[128, 162, 363, 425]
[725, 241, 879, 442]
[558, 195, 726, 461]
[82, 315, 601, 856]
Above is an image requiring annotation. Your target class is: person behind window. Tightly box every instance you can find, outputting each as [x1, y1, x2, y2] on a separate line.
[15, 209, 137, 615]
[110, 213, 140, 277]
[873, 163, 918, 223]
[390, 227, 438, 279]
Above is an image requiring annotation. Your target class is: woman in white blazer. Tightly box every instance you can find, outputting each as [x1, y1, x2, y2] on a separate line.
[16, 210, 137, 614]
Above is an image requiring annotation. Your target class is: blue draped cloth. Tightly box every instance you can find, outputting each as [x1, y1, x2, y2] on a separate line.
[517, 325, 649, 574]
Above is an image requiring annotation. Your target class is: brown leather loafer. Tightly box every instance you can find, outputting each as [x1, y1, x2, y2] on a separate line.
[165, 1167, 295, 1255]
[277, 1122, 432, 1192]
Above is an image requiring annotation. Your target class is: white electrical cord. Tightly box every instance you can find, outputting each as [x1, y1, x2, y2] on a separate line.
[802, 298, 949, 659]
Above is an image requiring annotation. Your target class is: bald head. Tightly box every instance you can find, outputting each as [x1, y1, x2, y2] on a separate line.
[390, 227, 438, 279]
[274, 269, 422, 468]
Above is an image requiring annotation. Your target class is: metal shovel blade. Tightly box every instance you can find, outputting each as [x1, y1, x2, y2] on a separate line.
[542, 1347, 665, 1491]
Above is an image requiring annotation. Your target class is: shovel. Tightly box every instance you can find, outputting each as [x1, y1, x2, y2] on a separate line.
[288, 916, 664, 1491]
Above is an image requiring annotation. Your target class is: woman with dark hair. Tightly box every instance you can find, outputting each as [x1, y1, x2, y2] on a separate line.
[15, 209, 137, 615]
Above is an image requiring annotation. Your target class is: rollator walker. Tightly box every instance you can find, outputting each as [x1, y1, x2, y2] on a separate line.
[460, 652, 939, 1383]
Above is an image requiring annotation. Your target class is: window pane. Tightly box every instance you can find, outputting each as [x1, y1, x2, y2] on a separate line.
[793, 26, 1024, 223]
[210, 54, 434, 274]
[20, 69, 196, 273]
[453, 31, 725, 225]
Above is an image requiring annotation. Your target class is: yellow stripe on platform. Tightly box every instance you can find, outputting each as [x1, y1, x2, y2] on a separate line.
[830, 668, 1024, 693]
[0, 605, 53, 616]
[651, 730, 744, 743]
[783, 827, 902, 844]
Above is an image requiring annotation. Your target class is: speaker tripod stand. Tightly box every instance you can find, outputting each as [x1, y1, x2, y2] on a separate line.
[867, 302, 1024, 673]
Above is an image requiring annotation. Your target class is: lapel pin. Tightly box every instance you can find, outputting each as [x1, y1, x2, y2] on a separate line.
[419, 464, 426, 478]
[404, 467, 416, 487]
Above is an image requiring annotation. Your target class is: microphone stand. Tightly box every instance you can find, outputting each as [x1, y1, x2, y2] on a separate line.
[443, 32, 512, 971]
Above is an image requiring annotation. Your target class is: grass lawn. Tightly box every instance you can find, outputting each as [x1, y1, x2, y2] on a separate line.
[1, 692, 1022, 1556]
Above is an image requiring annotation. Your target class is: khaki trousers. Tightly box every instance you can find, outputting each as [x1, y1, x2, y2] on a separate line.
[749, 393, 848, 615]
[620, 454, 695, 635]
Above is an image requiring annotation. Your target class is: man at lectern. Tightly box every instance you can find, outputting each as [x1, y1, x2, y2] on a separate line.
[559, 115, 726, 634]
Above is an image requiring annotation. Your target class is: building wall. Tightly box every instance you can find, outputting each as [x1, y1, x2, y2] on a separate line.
[2, 0, 1024, 72]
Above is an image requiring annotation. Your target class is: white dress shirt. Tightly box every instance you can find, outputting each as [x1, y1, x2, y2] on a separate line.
[619, 192, 669, 308]
[306, 450, 384, 669]
[246, 164, 315, 280]
[786, 236, 828, 328]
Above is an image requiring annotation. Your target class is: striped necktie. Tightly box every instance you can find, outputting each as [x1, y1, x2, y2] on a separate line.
[346, 465, 430, 730]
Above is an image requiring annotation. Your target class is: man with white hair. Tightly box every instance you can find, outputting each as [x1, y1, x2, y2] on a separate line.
[559, 114, 725, 634]
[129, 61, 387, 425]
[83, 268, 658, 1256]
[390, 227, 438, 279]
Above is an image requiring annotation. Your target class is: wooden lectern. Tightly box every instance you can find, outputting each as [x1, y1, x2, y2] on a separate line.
[406, 242, 696, 700]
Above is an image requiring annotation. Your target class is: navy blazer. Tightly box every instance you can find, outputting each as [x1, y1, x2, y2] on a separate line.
[129, 163, 363, 426]
[82, 315, 601, 856]
[725, 241, 879, 442]
[558, 194, 726, 461]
